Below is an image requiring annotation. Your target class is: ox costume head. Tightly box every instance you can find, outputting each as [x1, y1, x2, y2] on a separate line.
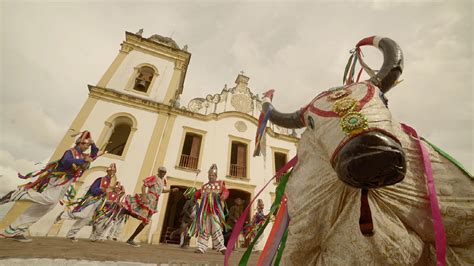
[262, 36, 406, 190]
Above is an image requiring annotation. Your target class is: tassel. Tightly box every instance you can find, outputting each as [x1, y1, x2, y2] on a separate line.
[257, 196, 290, 265]
[254, 105, 273, 157]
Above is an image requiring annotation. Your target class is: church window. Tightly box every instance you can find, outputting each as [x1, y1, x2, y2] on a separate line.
[105, 117, 133, 156]
[274, 152, 287, 174]
[179, 133, 202, 169]
[229, 141, 247, 178]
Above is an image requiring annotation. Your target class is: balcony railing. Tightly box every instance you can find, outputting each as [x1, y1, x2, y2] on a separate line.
[179, 154, 199, 169]
[230, 164, 246, 178]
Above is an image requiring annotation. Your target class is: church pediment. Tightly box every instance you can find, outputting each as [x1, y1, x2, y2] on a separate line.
[185, 73, 262, 117]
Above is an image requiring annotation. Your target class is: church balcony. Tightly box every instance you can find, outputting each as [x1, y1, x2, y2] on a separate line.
[229, 164, 246, 178]
[179, 154, 199, 169]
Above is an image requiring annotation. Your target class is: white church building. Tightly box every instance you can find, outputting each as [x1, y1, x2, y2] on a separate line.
[1, 31, 298, 249]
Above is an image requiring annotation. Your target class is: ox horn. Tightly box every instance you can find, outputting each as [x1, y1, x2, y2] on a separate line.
[356, 36, 404, 93]
[261, 90, 306, 129]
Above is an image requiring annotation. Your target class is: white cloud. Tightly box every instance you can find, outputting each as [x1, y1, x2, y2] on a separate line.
[0, 150, 49, 195]
[0, 102, 67, 161]
[0, 1, 471, 180]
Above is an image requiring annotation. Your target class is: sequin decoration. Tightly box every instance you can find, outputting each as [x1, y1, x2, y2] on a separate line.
[328, 88, 351, 100]
[340, 112, 368, 135]
[333, 97, 358, 116]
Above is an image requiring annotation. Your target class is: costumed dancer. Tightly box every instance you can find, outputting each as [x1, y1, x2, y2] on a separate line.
[243, 199, 267, 249]
[170, 188, 198, 248]
[191, 164, 229, 255]
[92, 181, 126, 241]
[224, 197, 245, 248]
[121, 166, 178, 247]
[0, 131, 98, 242]
[58, 163, 116, 241]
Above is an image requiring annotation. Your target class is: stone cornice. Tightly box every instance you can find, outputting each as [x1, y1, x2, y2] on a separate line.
[88, 85, 299, 143]
[124, 32, 191, 63]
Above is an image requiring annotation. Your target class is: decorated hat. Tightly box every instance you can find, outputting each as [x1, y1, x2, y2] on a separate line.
[107, 163, 117, 172]
[208, 163, 218, 175]
[73, 130, 92, 144]
[114, 181, 124, 191]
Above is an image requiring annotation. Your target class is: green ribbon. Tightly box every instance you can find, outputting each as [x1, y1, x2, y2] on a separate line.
[421, 137, 473, 179]
[238, 170, 292, 266]
[343, 53, 354, 85]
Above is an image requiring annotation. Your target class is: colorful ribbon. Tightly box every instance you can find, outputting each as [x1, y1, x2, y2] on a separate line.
[257, 196, 290, 265]
[254, 105, 273, 157]
[239, 170, 292, 265]
[224, 156, 297, 266]
[401, 123, 446, 266]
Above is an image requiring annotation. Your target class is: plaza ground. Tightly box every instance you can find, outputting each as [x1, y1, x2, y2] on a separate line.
[0, 237, 258, 265]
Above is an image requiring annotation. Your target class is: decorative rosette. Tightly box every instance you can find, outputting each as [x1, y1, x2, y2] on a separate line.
[332, 97, 359, 116]
[340, 112, 368, 135]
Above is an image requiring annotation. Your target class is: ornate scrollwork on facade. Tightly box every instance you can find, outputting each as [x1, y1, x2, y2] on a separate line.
[255, 99, 262, 112]
[188, 98, 206, 112]
[274, 125, 289, 135]
[206, 94, 221, 103]
[235, 121, 248, 132]
[231, 94, 253, 114]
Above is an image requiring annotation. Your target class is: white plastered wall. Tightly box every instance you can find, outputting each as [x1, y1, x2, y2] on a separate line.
[107, 50, 175, 103]
[161, 113, 297, 250]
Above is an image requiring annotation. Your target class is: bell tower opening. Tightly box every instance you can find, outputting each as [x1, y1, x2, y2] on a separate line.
[133, 66, 155, 93]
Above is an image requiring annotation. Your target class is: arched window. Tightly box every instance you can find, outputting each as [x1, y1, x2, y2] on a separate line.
[105, 116, 134, 156]
[133, 66, 155, 93]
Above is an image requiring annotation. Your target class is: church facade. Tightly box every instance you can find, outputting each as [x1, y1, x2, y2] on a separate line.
[1, 31, 298, 248]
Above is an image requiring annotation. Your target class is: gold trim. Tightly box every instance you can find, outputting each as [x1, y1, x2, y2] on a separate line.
[97, 51, 128, 88]
[163, 66, 183, 105]
[88, 85, 298, 143]
[226, 135, 251, 179]
[223, 179, 256, 191]
[174, 166, 201, 173]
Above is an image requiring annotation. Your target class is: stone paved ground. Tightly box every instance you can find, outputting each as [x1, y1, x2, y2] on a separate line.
[0, 237, 258, 265]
